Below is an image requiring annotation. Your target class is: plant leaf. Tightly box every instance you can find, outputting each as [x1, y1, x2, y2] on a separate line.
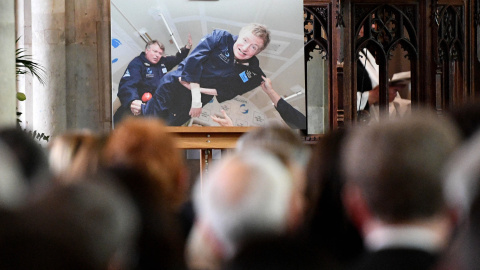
[16, 92, 26, 101]
[15, 39, 47, 85]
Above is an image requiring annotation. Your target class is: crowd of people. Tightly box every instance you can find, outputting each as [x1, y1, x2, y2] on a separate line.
[5, 19, 480, 270]
[1, 100, 480, 269]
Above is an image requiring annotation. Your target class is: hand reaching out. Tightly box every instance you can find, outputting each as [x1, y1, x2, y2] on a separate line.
[210, 110, 233, 126]
[368, 85, 380, 105]
[368, 84, 402, 105]
[186, 34, 193, 49]
[261, 76, 274, 93]
[189, 107, 202, 118]
[260, 76, 281, 107]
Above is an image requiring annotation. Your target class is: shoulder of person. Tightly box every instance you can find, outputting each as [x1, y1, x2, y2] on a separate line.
[126, 54, 145, 69]
[211, 29, 232, 36]
[210, 29, 235, 43]
[134, 52, 149, 64]
[248, 56, 261, 69]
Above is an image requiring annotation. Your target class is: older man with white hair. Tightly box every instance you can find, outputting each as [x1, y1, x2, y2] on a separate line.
[186, 150, 302, 270]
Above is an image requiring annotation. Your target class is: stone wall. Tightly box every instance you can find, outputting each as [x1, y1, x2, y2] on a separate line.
[16, 0, 111, 140]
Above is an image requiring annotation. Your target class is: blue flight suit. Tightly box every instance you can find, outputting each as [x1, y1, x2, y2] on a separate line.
[143, 29, 265, 126]
[113, 47, 190, 124]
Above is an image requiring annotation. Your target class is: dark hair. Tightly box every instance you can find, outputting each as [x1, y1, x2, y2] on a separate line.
[0, 128, 49, 184]
[303, 128, 364, 265]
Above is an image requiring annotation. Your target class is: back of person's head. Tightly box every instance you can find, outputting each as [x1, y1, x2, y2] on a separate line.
[236, 125, 310, 168]
[236, 125, 310, 228]
[0, 174, 139, 270]
[102, 118, 187, 210]
[105, 165, 188, 270]
[193, 150, 295, 258]
[102, 118, 189, 269]
[0, 127, 50, 185]
[303, 128, 364, 265]
[448, 98, 480, 140]
[342, 110, 460, 223]
[460, 191, 480, 270]
[0, 139, 28, 210]
[305, 128, 348, 217]
[443, 129, 480, 222]
[48, 130, 105, 183]
[435, 130, 480, 270]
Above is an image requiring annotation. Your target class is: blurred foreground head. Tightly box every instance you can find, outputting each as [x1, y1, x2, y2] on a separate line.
[102, 118, 187, 210]
[236, 124, 310, 168]
[440, 129, 480, 270]
[342, 109, 460, 223]
[0, 127, 50, 185]
[187, 150, 300, 269]
[0, 176, 139, 270]
[236, 125, 310, 226]
[48, 130, 105, 184]
[0, 139, 28, 210]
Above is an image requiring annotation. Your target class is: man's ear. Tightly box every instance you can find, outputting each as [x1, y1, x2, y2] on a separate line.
[342, 182, 372, 232]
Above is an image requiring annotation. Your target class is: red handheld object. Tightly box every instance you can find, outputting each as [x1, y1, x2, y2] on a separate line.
[142, 92, 152, 102]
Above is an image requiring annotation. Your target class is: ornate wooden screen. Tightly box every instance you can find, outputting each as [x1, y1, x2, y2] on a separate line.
[303, 0, 478, 128]
[304, 1, 334, 131]
[304, 0, 347, 131]
[304, 6, 330, 61]
[354, 3, 419, 118]
[433, 3, 466, 112]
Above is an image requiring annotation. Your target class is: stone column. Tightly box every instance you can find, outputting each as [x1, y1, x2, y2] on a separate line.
[30, 0, 67, 139]
[0, 1, 17, 127]
[17, 0, 112, 140]
[65, 0, 112, 132]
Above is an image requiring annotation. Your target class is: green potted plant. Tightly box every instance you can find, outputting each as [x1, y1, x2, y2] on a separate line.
[15, 38, 49, 142]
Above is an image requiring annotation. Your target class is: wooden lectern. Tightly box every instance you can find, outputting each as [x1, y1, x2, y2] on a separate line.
[166, 126, 255, 179]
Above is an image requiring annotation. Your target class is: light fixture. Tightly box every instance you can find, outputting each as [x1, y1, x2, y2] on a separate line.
[138, 28, 152, 43]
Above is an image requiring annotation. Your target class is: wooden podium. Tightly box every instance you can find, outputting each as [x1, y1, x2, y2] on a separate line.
[166, 126, 255, 179]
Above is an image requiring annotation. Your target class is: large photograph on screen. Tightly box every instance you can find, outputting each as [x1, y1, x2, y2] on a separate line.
[111, 0, 305, 128]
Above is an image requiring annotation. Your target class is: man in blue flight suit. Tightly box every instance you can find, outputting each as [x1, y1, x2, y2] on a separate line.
[113, 36, 193, 125]
[142, 23, 270, 126]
